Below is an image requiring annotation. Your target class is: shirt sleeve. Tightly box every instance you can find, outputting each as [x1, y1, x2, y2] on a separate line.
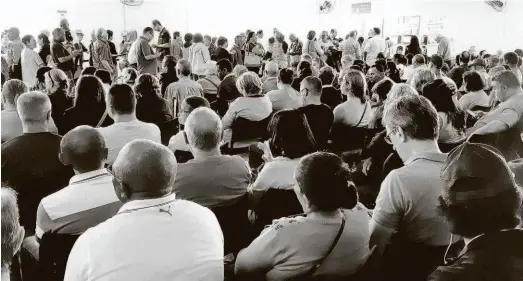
[35, 202, 51, 240]
[332, 105, 345, 124]
[140, 40, 152, 57]
[63, 232, 90, 281]
[235, 224, 279, 274]
[221, 100, 239, 129]
[250, 162, 275, 192]
[497, 108, 519, 128]
[458, 95, 472, 112]
[371, 170, 406, 231]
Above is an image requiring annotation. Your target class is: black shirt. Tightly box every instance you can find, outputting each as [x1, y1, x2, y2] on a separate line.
[1, 132, 75, 233]
[38, 43, 51, 66]
[214, 47, 231, 62]
[218, 75, 242, 101]
[51, 40, 74, 72]
[320, 86, 343, 110]
[157, 28, 171, 59]
[159, 71, 178, 98]
[299, 104, 334, 149]
[108, 40, 117, 65]
[60, 102, 113, 135]
[48, 89, 73, 130]
[448, 64, 469, 90]
[136, 95, 173, 128]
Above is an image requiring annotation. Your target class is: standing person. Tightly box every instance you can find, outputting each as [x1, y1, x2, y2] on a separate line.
[170, 31, 183, 61]
[21, 35, 44, 88]
[213, 36, 231, 62]
[204, 35, 216, 56]
[363, 27, 386, 68]
[405, 35, 421, 56]
[92, 28, 116, 78]
[51, 28, 81, 79]
[125, 30, 139, 69]
[342, 30, 362, 61]
[244, 32, 263, 74]
[64, 140, 224, 281]
[303, 31, 324, 60]
[135, 27, 161, 75]
[288, 33, 302, 65]
[106, 30, 118, 66]
[134, 74, 173, 128]
[37, 33, 51, 66]
[6, 27, 24, 80]
[151, 19, 171, 61]
[189, 33, 211, 78]
[182, 33, 193, 60]
[267, 68, 303, 111]
[435, 34, 453, 68]
[230, 35, 244, 67]
[74, 30, 88, 71]
[1, 92, 74, 234]
[272, 32, 288, 69]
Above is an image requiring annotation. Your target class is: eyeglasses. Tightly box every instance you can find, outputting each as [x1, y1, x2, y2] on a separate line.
[299, 88, 309, 96]
[107, 164, 128, 188]
[384, 127, 397, 145]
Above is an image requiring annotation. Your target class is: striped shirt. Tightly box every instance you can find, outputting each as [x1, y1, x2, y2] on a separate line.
[342, 37, 362, 60]
[35, 169, 122, 239]
[92, 40, 114, 71]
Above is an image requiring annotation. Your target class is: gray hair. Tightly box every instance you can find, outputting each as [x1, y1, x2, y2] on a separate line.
[410, 68, 436, 93]
[265, 61, 279, 75]
[127, 29, 138, 42]
[1, 188, 22, 268]
[386, 84, 418, 104]
[1, 79, 28, 105]
[176, 59, 192, 76]
[382, 94, 439, 141]
[232, 65, 248, 77]
[236, 71, 263, 96]
[45, 68, 69, 92]
[95, 28, 107, 41]
[16, 91, 51, 124]
[184, 107, 223, 151]
[205, 61, 218, 76]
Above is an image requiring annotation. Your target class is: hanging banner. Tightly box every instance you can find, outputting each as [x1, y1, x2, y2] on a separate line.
[352, 2, 371, 14]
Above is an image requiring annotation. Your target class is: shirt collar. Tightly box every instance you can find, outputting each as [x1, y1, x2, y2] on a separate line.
[266, 76, 277, 81]
[404, 151, 447, 166]
[118, 193, 177, 214]
[69, 168, 110, 185]
[322, 84, 333, 88]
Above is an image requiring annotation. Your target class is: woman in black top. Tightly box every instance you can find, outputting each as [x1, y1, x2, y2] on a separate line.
[45, 69, 73, 131]
[213, 36, 231, 62]
[135, 73, 173, 128]
[291, 61, 313, 91]
[60, 75, 113, 135]
[158, 55, 178, 99]
[385, 61, 402, 83]
[37, 33, 51, 65]
[404, 35, 421, 56]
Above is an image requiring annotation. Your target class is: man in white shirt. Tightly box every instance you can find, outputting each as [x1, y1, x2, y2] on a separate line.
[165, 59, 204, 115]
[97, 84, 161, 165]
[363, 28, 386, 68]
[20, 35, 44, 88]
[64, 140, 224, 281]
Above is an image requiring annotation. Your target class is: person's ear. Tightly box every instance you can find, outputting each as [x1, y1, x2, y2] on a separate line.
[397, 127, 407, 143]
[58, 152, 69, 166]
[183, 131, 189, 145]
[46, 110, 52, 121]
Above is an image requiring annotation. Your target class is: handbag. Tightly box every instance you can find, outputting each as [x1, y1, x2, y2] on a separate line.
[245, 51, 262, 67]
[290, 213, 346, 281]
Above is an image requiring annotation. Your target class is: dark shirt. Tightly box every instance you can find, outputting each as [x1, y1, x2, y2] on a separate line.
[1, 132, 75, 233]
[51, 40, 74, 72]
[157, 28, 171, 59]
[59, 102, 113, 135]
[108, 40, 117, 65]
[136, 95, 173, 128]
[48, 89, 73, 130]
[405, 45, 421, 56]
[282, 41, 288, 54]
[320, 86, 343, 110]
[158, 71, 178, 99]
[429, 230, 523, 281]
[38, 43, 51, 66]
[214, 47, 231, 62]
[299, 104, 334, 149]
[448, 64, 469, 89]
[218, 74, 242, 101]
[291, 76, 305, 92]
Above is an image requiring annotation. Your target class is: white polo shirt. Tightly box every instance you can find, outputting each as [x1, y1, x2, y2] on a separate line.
[64, 194, 224, 281]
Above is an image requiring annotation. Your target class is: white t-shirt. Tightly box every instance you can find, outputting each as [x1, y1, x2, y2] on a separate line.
[98, 119, 161, 164]
[251, 157, 301, 192]
[459, 90, 490, 112]
[64, 195, 224, 281]
[168, 130, 190, 152]
[127, 41, 138, 65]
[21, 48, 44, 87]
[363, 36, 386, 66]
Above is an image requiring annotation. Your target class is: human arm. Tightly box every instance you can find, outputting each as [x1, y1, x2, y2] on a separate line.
[235, 224, 279, 276]
[315, 41, 324, 56]
[332, 104, 345, 124]
[470, 108, 517, 137]
[221, 99, 239, 129]
[140, 40, 160, 60]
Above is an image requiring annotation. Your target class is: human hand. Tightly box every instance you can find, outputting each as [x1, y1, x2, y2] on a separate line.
[71, 50, 81, 56]
[362, 158, 372, 176]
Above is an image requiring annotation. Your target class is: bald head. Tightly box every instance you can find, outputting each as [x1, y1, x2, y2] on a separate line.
[301, 76, 322, 96]
[265, 61, 279, 76]
[16, 91, 51, 125]
[185, 107, 223, 152]
[60, 126, 107, 172]
[113, 140, 177, 194]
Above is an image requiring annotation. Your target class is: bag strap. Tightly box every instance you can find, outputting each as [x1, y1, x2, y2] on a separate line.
[96, 110, 108, 128]
[304, 213, 346, 277]
[355, 102, 368, 127]
[204, 77, 219, 90]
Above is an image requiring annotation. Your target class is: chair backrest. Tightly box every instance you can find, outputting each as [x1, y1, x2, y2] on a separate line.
[39, 232, 80, 281]
[330, 124, 370, 152]
[159, 118, 179, 146]
[253, 188, 303, 236]
[230, 115, 272, 148]
[209, 194, 251, 256]
[174, 150, 193, 164]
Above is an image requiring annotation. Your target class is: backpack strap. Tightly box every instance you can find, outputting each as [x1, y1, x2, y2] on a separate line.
[203, 77, 219, 90]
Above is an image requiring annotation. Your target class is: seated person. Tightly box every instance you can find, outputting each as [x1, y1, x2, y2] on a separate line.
[261, 61, 279, 94]
[236, 152, 371, 280]
[36, 126, 121, 240]
[164, 59, 204, 116]
[98, 84, 161, 165]
[168, 96, 210, 153]
[197, 61, 221, 103]
[368, 78, 395, 130]
[298, 76, 334, 149]
[319, 66, 342, 110]
[1, 188, 25, 281]
[134, 73, 173, 128]
[459, 71, 490, 112]
[430, 142, 523, 280]
[249, 109, 317, 210]
[222, 72, 272, 147]
[213, 59, 241, 117]
[2, 92, 74, 234]
[333, 70, 371, 127]
[266, 68, 303, 112]
[1, 79, 57, 142]
[174, 107, 250, 207]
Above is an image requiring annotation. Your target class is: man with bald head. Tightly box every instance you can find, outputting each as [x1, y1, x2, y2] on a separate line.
[2, 91, 74, 234]
[262, 61, 279, 94]
[165, 59, 204, 115]
[36, 126, 121, 240]
[65, 140, 224, 281]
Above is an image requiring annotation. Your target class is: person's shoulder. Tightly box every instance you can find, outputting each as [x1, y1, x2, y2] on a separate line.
[266, 214, 308, 233]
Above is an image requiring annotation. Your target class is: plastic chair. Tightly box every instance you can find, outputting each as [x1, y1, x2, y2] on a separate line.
[226, 116, 272, 155]
[39, 232, 80, 281]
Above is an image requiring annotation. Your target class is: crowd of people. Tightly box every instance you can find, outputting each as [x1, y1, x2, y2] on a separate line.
[2, 18, 523, 281]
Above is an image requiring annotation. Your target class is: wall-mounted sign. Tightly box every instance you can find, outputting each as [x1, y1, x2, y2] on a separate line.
[352, 2, 371, 14]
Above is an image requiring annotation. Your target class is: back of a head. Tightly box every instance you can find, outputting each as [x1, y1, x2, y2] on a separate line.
[217, 58, 233, 73]
[16, 91, 51, 125]
[95, 69, 112, 85]
[46, 68, 69, 92]
[122, 67, 138, 85]
[307, 30, 316, 40]
[2, 79, 27, 105]
[463, 71, 485, 92]
[295, 152, 358, 211]
[460, 51, 471, 64]
[107, 84, 136, 115]
[341, 54, 355, 67]
[266, 61, 279, 76]
[302, 76, 322, 96]
[184, 33, 193, 43]
[61, 125, 107, 171]
[488, 65, 506, 78]
[297, 61, 313, 78]
[152, 19, 161, 27]
[373, 27, 381, 35]
[163, 55, 177, 72]
[8, 27, 20, 39]
[372, 78, 394, 101]
[318, 66, 335, 85]
[217, 36, 227, 47]
[411, 68, 436, 93]
[233, 65, 248, 77]
[21, 35, 32, 45]
[176, 59, 192, 77]
[422, 79, 458, 114]
[383, 94, 439, 141]
[184, 96, 211, 112]
[503, 52, 519, 66]
[1, 187, 22, 269]
[269, 109, 317, 159]
[193, 33, 203, 44]
[184, 107, 222, 151]
[236, 71, 263, 96]
[143, 27, 153, 35]
[340, 70, 366, 102]
[386, 84, 418, 104]
[81, 66, 97, 76]
[114, 139, 177, 193]
[134, 74, 160, 97]
[75, 75, 104, 107]
[36, 66, 52, 85]
[413, 54, 426, 65]
[278, 68, 294, 85]
[492, 70, 521, 89]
